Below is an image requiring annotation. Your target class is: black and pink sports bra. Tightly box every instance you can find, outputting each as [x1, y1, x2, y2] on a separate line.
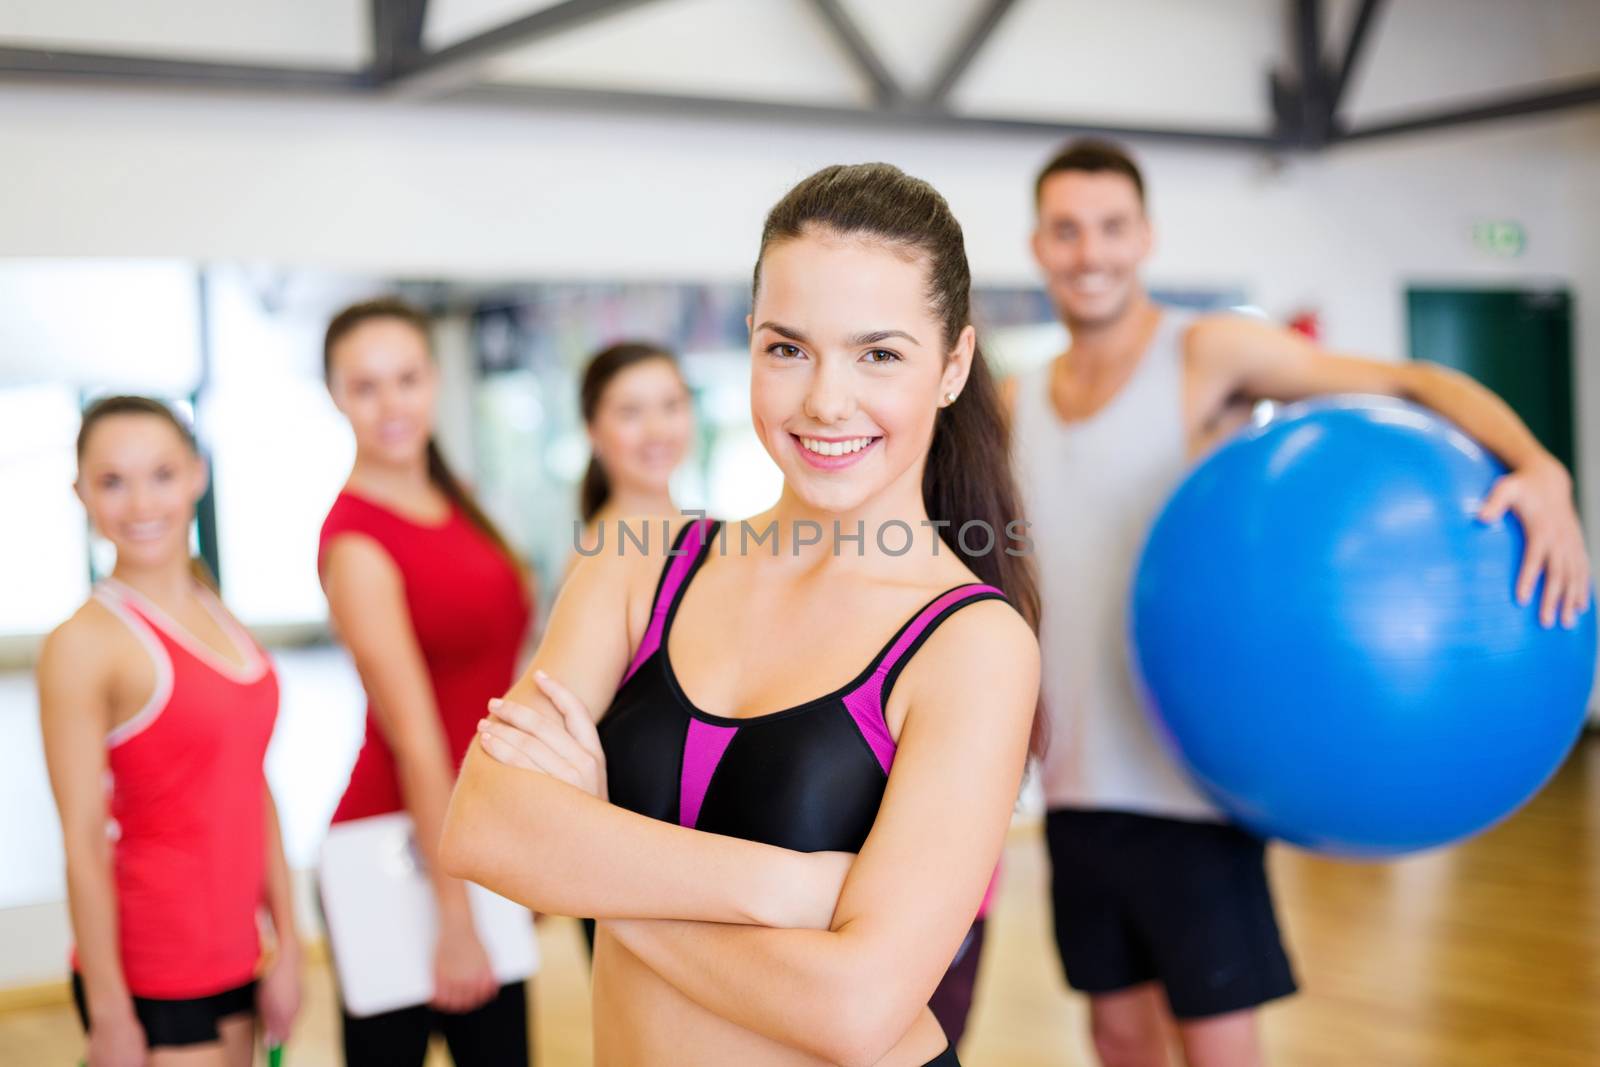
[598, 518, 1008, 855]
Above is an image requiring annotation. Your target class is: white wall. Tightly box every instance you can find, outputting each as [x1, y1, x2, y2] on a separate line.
[1, 86, 1594, 468]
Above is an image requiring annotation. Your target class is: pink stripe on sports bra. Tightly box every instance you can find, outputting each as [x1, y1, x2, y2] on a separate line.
[841, 584, 1005, 774]
[678, 718, 739, 829]
[620, 519, 713, 687]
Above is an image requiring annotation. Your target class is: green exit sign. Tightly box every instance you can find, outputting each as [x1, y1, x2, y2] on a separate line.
[1472, 220, 1526, 258]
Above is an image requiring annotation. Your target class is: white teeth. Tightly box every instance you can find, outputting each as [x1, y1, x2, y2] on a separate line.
[800, 436, 873, 457]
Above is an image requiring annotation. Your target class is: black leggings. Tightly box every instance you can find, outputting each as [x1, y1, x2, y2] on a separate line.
[338, 980, 530, 1067]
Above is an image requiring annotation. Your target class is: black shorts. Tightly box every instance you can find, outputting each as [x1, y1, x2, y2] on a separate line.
[72, 972, 255, 1048]
[1045, 809, 1297, 1020]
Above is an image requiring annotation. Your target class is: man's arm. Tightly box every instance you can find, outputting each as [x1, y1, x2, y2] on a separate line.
[1190, 314, 1591, 628]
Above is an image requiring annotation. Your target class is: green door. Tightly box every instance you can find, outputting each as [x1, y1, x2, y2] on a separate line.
[1406, 288, 1578, 501]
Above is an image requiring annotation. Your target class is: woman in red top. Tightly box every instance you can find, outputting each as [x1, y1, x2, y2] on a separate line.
[39, 396, 301, 1067]
[317, 299, 535, 1067]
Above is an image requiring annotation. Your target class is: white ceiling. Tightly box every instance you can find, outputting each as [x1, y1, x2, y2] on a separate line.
[425, 0, 571, 52]
[0, 0, 370, 67]
[484, 0, 872, 106]
[952, 0, 1284, 128]
[1341, 0, 1600, 125]
[1, 0, 1596, 133]
[833, 0, 994, 97]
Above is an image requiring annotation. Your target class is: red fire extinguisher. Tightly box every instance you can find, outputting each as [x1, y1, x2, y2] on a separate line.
[1287, 310, 1320, 342]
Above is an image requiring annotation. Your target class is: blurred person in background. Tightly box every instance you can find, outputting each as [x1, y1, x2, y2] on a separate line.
[567, 340, 695, 954]
[1010, 137, 1589, 1067]
[567, 341, 695, 576]
[39, 396, 300, 1067]
[318, 298, 536, 1066]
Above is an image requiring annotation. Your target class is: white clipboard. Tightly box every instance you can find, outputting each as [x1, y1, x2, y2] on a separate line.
[317, 811, 540, 1018]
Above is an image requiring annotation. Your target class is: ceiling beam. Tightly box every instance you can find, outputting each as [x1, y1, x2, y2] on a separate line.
[455, 82, 1282, 148]
[383, 0, 669, 96]
[1326, 0, 1384, 125]
[371, 0, 430, 82]
[924, 0, 1019, 106]
[27, 8, 1596, 152]
[1290, 0, 1331, 147]
[1339, 77, 1600, 143]
[0, 45, 367, 91]
[803, 0, 903, 107]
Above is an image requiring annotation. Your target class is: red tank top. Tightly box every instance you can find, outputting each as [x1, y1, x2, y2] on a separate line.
[75, 579, 279, 998]
[319, 491, 532, 823]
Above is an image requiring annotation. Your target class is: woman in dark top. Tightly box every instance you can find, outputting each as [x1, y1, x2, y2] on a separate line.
[443, 164, 1042, 1067]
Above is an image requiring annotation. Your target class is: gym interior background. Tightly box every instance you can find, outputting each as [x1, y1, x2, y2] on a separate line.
[2, 1, 1598, 1064]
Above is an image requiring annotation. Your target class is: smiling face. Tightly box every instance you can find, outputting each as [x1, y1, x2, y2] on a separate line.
[1032, 169, 1153, 330]
[749, 230, 973, 516]
[325, 316, 438, 468]
[76, 413, 207, 572]
[588, 357, 693, 496]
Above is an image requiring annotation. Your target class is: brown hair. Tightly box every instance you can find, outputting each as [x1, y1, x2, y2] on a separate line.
[753, 162, 1046, 756]
[578, 342, 683, 523]
[76, 395, 218, 590]
[1034, 138, 1146, 209]
[77, 394, 196, 461]
[323, 298, 522, 569]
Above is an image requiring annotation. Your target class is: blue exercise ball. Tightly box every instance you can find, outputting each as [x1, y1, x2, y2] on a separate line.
[1130, 396, 1596, 858]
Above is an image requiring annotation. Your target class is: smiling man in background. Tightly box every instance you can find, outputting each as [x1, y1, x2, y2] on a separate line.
[1004, 138, 1590, 1067]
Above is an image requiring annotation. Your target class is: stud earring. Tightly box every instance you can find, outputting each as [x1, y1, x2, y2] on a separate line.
[944, 391, 958, 405]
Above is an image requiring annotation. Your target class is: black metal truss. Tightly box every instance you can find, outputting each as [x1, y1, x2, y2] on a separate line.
[0, 0, 1594, 152]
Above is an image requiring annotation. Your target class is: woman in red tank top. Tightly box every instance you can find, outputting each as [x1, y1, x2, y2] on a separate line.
[317, 299, 535, 1067]
[39, 397, 301, 1067]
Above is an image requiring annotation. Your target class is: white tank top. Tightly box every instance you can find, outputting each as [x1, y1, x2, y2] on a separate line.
[1011, 310, 1221, 820]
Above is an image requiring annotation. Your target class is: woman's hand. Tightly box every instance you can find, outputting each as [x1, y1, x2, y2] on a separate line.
[431, 911, 498, 1014]
[474, 673, 850, 929]
[86, 1003, 147, 1067]
[256, 940, 301, 1048]
[477, 670, 608, 801]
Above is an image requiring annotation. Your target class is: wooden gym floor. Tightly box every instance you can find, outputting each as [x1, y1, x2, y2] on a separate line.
[2, 735, 1595, 1066]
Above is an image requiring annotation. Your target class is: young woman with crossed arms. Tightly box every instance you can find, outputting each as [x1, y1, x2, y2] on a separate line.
[442, 163, 1042, 1066]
